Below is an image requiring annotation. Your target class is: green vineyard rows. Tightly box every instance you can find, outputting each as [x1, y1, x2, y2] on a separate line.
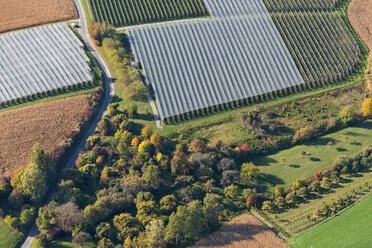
[88, 0, 208, 27]
[264, 0, 360, 87]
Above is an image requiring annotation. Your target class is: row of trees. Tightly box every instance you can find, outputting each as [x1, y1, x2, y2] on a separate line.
[259, 147, 372, 213]
[89, 24, 148, 101]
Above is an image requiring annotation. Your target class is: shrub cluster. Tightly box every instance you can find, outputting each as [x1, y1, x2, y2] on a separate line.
[29, 101, 272, 247]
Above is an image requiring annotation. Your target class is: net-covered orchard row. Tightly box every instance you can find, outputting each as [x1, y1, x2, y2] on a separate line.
[263, 0, 360, 87]
[0, 23, 93, 106]
[88, 0, 208, 27]
[128, 0, 305, 122]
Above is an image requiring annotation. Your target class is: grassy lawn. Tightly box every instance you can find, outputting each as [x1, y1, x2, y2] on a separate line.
[289, 192, 372, 248]
[253, 120, 372, 192]
[0, 219, 24, 248]
[49, 235, 95, 248]
[80, 0, 93, 26]
[259, 169, 372, 238]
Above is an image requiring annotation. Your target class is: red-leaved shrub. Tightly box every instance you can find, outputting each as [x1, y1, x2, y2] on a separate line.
[314, 172, 322, 181]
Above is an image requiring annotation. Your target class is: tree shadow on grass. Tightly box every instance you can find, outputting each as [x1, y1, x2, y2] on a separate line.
[339, 177, 353, 184]
[254, 157, 277, 166]
[309, 157, 321, 162]
[350, 142, 362, 146]
[343, 131, 367, 137]
[128, 121, 145, 134]
[111, 95, 122, 103]
[308, 137, 338, 146]
[136, 113, 154, 121]
[336, 147, 348, 152]
[254, 174, 285, 193]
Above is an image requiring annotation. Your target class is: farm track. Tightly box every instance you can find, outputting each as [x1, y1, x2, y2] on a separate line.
[19, 0, 114, 247]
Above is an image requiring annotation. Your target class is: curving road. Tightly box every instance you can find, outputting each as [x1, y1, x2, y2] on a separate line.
[19, 0, 114, 247]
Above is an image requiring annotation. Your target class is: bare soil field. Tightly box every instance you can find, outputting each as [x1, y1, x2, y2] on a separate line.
[0, 0, 77, 33]
[349, 0, 372, 49]
[191, 215, 289, 248]
[0, 95, 89, 177]
[349, 0, 372, 90]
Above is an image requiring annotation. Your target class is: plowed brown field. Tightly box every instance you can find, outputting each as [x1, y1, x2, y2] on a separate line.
[0, 0, 77, 33]
[0, 95, 89, 177]
[348, 0, 372, 90]
[349, 0, 372, 49]
[191, 215, 289, 248]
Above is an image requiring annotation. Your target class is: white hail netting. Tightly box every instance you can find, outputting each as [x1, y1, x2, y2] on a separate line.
[0, 23, 92, 103]
[127, 0, 305, 120]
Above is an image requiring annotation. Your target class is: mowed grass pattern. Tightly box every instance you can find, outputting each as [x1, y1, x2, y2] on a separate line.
[253, 120, 372, 191]
[290, 193, 372, 248]
[88, 0, 208, 27]
[0, 219, 24, 248]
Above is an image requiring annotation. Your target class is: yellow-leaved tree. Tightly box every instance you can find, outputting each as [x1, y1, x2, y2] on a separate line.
[361, 98, 372, 118]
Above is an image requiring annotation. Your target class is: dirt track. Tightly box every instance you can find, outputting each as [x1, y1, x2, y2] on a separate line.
[191, 215, 289, 248]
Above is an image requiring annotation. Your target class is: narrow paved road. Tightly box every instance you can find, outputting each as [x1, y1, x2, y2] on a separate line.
[19, 0, 114, 247]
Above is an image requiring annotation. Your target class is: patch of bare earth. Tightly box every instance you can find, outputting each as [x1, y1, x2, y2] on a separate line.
[190, 215, 289, 248]
[0, 0, 77, 33]
[0, 95, 89, 177]
[349, 0, 372, 49]
[349, 0, 372, 90]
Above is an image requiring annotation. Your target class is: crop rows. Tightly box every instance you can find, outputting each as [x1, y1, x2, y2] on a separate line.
[262, 0, 343, 12]
[0, 23, 93, 104]
[128, 0, 305, 121]
[264, 0, 359, 87]
[88, 0, 208, 27]
[0, 95, 90, 177]
[0, 0, 77, 34]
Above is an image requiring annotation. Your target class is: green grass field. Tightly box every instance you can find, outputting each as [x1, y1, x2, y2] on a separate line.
[253, 120, 372, 192]
[290, 193, 372, 248]
[48, 235, 96, 248]
[0, 219, 24, 248]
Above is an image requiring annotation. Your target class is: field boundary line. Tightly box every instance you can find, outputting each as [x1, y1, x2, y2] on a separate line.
[251, 209, 291, 241]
